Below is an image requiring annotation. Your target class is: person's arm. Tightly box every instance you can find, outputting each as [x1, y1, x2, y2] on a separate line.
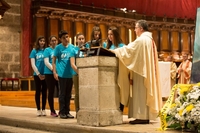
[184, 61, 192, 79]
[30, 58, 45, 80]
[70, 57, 78, 74]
[30, 58, 40, 75]
[52, 56, 58, 80]
[44, 57, 53, 71]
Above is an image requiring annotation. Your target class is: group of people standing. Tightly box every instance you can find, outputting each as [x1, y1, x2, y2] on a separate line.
[29, 23, 126, 119]
[30, 19, 190, 125]
[29, 35, 59, 117]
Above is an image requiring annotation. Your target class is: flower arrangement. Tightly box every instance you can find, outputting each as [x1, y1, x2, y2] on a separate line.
[166, 83, 200, 132]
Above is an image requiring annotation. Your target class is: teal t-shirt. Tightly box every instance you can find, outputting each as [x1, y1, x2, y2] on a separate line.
[29, 49, 45, 75]
[53, 43, 75, 78]
[103, 42, 125, 50]
[43, 47, 54, 74]
[70, 46, 86, 75]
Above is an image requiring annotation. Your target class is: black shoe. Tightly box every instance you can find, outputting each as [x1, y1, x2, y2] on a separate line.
[66, 113, 74, 119]
[60, 113, 67, 119]
[129, 119, 149, 124]
[120, 103, 124, 112]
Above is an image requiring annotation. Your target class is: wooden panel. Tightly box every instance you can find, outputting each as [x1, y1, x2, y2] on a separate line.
[119, 26, 126, 44]
[151, 30, 159, 51]
[75, 21, 84, 34]
[160, 30, 170, 52]
[127, 28, 135, 45]
[61, 20, 73, 44]
[85, 23, 95, 42]
[49, 19, 59, 37]
[99, 24, 107, 43]
[131, 28, 136, 44]
[171, 31, 180, 52]
[62, 20, 73, 39]
[36, 17, 45, 38]
[62, 20, 72, 32]
[74, 21, 85, 45]
[181, 32, 190, 53]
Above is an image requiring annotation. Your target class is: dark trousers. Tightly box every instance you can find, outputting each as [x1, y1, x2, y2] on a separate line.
[58, 77, 73, 115]
[73, 75, 79, 112]
[34, 75, 47, 110]
[45, 74, 58, 113]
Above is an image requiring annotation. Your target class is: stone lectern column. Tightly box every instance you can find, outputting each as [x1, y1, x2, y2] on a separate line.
[76, 56, 123, 126]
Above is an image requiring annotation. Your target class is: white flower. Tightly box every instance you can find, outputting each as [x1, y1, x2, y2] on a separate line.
[167, 84, 200, 126]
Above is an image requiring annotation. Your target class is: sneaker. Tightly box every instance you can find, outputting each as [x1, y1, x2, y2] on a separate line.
[60, 113, 67, 119]
[66, 113, 74, 119]
[41, 110, 46, 116]
[51, 112, 58, 117]
[37, 110, 41, 116]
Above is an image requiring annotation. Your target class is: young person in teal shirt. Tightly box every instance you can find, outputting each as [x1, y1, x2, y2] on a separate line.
[52, 30, 78, 119]
[71, 33, 87, 114]
[44, 35, 58, 117]
[103, 26, 125, 112]
[85, 26, 103, 48]
[29, 36, 47, 116]
[103, 26, 125, 50]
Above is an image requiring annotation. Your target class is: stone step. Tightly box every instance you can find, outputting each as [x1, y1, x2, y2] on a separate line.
[0, 106, 181, 133]
[0, 124, 56, 133]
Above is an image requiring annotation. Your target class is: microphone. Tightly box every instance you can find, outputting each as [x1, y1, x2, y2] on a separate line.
[80, 43, 87, 49]
[86, 39, 101, 45]
[85, 39, 103, 48]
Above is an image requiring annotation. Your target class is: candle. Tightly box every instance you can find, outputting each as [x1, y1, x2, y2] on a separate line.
[129, 29, 132, 43]
[69, 37, 72, 44]
[74, 36, 76, 46]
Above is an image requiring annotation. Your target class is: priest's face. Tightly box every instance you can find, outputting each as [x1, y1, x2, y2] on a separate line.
[134, 23, 143, 37]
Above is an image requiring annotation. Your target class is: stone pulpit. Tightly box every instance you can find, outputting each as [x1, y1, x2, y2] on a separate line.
[76, 47, 123, 126]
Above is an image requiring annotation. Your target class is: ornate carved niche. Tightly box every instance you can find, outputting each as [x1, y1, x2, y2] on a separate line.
[73, 13, 90, 23]
[62, 12, 77, 21]
[49, 10, 64, 19]
[170, 25, 180, 31]
[34, 8, 50, 18]
[148, 23, 155, 30]
[87, 15, 102, 24]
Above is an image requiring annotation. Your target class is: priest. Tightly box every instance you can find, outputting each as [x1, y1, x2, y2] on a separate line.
[112, 20, 162, 124]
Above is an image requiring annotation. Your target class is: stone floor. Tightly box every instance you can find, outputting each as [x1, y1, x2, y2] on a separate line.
[0, 105, 183, 133]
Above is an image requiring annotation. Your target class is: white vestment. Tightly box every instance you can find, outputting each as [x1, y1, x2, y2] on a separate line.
[114, 32, 162, 120]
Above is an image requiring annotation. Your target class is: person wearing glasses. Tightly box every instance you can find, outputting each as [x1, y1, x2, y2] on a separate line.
[111, 20, 162, 124]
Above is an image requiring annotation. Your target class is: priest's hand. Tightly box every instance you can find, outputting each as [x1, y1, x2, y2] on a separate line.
[109, 49, 115, 53]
